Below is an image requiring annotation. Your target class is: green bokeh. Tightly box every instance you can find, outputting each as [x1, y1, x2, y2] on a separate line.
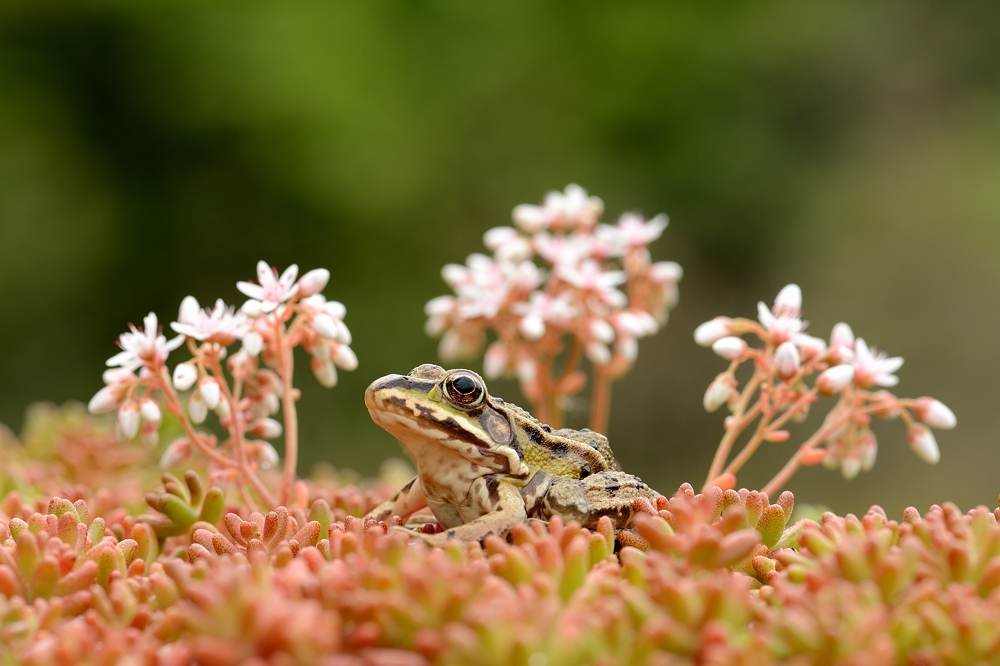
[1, 1, 998, 517]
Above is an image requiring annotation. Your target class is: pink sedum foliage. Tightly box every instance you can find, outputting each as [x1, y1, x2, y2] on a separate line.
[3, 408, 1000, 665]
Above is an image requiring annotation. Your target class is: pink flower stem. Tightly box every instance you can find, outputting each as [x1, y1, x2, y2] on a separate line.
[704, 370, 763, 490]
[761, 409, 850, 496]
[723, 387, 820, 478]
[156, 368, 233, 470]
[206, 355, 276, 508]
[537, 358, 559, 428]
[275, 317, 298, 506]
[589, 367, 613, 435]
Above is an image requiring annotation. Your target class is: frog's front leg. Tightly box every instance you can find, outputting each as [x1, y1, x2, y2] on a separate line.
[413, 474, 527, 546]
[367, 475, 428, 522]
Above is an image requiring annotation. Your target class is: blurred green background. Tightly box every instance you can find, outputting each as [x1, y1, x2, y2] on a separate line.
[2, 1, 998, 517]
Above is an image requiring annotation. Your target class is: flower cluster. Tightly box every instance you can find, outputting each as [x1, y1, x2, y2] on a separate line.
[696, 284, 956, 494]
[426, 185, 682, 432]
[86, 261, 357, 507]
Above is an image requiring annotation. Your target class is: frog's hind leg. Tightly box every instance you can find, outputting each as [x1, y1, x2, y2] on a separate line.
[540, 471, 658, 529]
[366, 475, 428, 522]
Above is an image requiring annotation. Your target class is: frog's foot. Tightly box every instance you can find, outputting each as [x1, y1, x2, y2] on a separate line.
[539, 470, 659, 530]
[366, 476, 428, 523]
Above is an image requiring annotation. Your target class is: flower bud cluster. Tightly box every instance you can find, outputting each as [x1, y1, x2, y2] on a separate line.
[85, 261, 356, 507]
[697, 284, 955, 493]
[426, 185, 681, 429]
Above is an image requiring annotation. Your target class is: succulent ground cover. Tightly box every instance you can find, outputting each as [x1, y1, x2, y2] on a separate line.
[2, 409, 1000, 665]
[0, 187, 978, 664]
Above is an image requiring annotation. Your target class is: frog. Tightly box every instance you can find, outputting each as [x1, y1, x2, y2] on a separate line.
[364, 364, 660, 545]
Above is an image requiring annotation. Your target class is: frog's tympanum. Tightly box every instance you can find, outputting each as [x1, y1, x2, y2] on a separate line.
[365, 364, 660, 544]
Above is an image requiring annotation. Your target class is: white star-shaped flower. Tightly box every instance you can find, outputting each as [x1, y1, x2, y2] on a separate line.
[237, 261, 300, 314]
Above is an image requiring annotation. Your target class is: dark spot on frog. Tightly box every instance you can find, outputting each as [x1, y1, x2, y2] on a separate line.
[524, 425, 544, 445]
[447, 530, 456, 538]
[604, 482, 621, 497]
[550, 442, 568, 458]
[579, 465, 591, 479]
[541, 424, 551, 433]
[509, 439, 524, 460]
[484, 475, 501, 504]
[588, 440, 602, 450]
[580, 428, 592, 432]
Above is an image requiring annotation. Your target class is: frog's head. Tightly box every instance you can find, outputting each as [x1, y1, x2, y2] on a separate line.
[365, 364, 519, 468]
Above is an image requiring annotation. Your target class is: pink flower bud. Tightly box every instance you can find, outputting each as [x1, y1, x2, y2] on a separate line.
[173, 363, 198, 392]
[198, 378, 220, 410]
[773, 284, 802, 318]
[117, 401, 140, 441]
[650, 261, 683, 284]
[188, 391, 208, 424]
[298, 268, 330, 297]
[178, 295, 200, 324]
[795, 335, 827, 360]
[774, 342, 800, 380]
[704, 374, 734, 413]
[483, 342, 509, 379]
[711, 336, 747, 361]
[816, 365, 855, 396]
[614, 336, 638, 364]
[312, 313, 339, 339]
[140, 399, 161, 425]
[913, 397, 956, 430]
[840, 453, 861, 480]
[332, 344, 358, 371]
[586, 341, 611, 365]
[334, 319, 352, 345]
[257, 443, 280, 469]
[588, 319, 615, 344]
[907, 425, 940, 465]
[88, 385, 124, 414]
[242, 331, 263, 357]
[141, 421, 159, 447]
[859, 430, 877, 472]
[830, 322, 855, 349]
[160, 438, 192, 468]
[102, 368, 134, 386]
[512, 204, 547, 233]
[483, 226, 518, 250]
[520, 314, 546, 340]
[311, 357, 337, 388]
[323, 300, 347, 321]
[241, 299, 265, 318]
[252, 418, 283, 439]
[694, 317, 733, 347]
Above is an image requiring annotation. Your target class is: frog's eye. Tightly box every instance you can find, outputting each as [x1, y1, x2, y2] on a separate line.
[444, 372, 485, 407]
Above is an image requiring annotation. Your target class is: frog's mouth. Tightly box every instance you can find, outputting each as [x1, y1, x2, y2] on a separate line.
[366, 373, 498, 454]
